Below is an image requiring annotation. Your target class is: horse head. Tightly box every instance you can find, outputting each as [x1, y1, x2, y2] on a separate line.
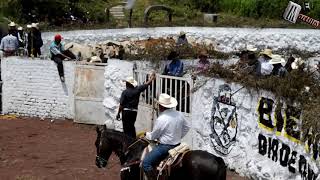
[95, 125, 141, 168]
[95, 125, 112, 168]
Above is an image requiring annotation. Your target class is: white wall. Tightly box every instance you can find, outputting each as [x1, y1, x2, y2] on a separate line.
[192, 77, 319, 180]
[1, 57, 75, 119]
[103, 59, 134, 130]
[41, 27, 320, 55]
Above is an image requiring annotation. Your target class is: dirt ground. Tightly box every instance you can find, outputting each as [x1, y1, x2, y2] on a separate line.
[0, 116, 248, 180]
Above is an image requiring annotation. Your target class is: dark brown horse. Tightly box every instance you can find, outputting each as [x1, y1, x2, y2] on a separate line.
[95, 125, 226, 180]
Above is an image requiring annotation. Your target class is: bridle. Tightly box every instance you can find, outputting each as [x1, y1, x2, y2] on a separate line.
[119, 138, 150, 174]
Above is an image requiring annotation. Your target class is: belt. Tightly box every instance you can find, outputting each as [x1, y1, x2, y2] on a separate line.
[123, 108, 138, 112]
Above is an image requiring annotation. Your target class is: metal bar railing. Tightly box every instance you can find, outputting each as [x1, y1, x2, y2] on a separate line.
[133, 70, 192, 114]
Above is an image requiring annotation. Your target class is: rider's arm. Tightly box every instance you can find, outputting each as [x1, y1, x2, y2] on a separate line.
[145, 117, 165, 141]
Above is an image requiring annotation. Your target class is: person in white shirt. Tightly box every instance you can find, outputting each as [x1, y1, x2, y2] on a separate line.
[142, 93, 190, 180]
[0, 22, 19, 57]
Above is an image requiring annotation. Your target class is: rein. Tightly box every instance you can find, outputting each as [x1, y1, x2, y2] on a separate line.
[120, 138, 150, 173]
[96, 155, 119, 170]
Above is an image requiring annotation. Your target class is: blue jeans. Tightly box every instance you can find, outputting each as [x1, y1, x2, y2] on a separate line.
[142, 144, 177, 172]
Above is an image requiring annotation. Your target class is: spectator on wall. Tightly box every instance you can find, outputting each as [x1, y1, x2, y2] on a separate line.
[269, 54, 287, 77]
[256, 49, 274, 76]
[284, 56, 296, 73]
[49, 34, 74, 82]
[232, 45, 258, 75]
[163, 51, 184, 77]
[176, 31, 189, 46]
[194, 50, 210, 74]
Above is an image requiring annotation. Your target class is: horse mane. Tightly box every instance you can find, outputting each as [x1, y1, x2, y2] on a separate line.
[103, 129, 135, 146]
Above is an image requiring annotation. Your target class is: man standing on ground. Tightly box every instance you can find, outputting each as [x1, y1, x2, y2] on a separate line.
[117, 72, 156, 138]
[142, 93, 190, 180]
[0, 23, 19, 57]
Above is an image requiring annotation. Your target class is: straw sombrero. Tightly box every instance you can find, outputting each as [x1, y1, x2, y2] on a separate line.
[269, 54, 286, 65]
[260, 49, 273, 58]
[246, 45, 257, 52]
[124, 76, 138, 87]
[156, 93, 178, 108]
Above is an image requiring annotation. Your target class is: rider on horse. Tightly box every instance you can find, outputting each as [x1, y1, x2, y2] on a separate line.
[142, 93, 190, 180]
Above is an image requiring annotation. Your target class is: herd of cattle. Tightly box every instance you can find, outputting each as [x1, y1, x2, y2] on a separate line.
[64, 36, 217, 63]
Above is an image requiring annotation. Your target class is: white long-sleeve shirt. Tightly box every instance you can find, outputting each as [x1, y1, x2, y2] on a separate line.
[146, 109, 190, 145]
[0, 34, 18, 52]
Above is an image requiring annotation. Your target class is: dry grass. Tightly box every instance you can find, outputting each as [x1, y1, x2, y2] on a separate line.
[206, 62, 320, 137]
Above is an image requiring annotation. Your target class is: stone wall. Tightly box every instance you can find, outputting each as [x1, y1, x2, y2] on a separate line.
[1, 57, 75, 119]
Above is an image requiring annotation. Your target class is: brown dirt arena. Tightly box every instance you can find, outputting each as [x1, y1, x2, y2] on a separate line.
[0, 116, 247, 180]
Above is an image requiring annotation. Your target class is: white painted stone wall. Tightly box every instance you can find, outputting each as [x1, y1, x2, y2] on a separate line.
[102, 59, 319, 179]
[103, 59, 134, 130]
[192, 77, 319, 180]
[41, 27, 320, 56]
[1, 57, 75, 119]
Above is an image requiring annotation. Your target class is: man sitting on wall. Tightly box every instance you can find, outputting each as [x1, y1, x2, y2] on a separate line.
[176, 31, 189, 46]
[49, 34, 76, 82]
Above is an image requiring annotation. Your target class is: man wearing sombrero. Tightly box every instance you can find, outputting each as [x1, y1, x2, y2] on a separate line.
[0, 22, 19, 57]
[142, 93, 190, 180]
[117, 72, 156, 138]
[176, 31, 189, 46]
[256, 48, 274, 76]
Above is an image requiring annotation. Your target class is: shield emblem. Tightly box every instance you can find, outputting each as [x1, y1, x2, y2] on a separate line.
[210, 84, 238, 155]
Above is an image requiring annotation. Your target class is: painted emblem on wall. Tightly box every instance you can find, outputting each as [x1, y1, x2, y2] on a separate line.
[210, 84, 238, 155]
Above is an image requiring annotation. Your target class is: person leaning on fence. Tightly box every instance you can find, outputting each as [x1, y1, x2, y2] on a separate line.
[0, 23, 19, 57]
[50, 34, 72, 82]
[116, 72, 156, 138]
[163, 51, 184, 77]
[142, 93, 190, 180]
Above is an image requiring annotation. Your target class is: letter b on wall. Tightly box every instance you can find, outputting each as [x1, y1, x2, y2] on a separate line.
[258, 97, 274, 130]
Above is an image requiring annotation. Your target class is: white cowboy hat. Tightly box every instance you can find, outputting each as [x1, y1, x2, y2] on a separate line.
[179, 31, 186, 36]
[260, 49, 273, 58]
[246, 44, 257, 52]
[31, 23, 39, 29]
[269, 54, 286, 65]
[125, 76, 138, 87]
[8, 22, 16, 27]
[27, 24, 32, 28]
[17, 26, 23, 31]
[156, 93, 178, 108]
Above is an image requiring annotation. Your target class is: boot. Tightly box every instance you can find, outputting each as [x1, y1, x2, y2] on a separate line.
[145, 170, 157, 180]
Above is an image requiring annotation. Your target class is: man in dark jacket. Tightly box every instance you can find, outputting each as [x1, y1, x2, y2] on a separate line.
[28, 23, 43, 57]
[116, 72, 156, 138]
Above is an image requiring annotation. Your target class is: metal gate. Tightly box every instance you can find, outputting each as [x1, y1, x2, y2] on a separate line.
[74, 64, 106, 124]
[134, 70, 193, 146]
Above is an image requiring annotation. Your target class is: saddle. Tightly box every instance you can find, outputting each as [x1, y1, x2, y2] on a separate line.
[140, 143, 190, 178]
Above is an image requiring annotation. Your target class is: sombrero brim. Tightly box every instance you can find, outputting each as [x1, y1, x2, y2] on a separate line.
[124, 80, 138, 87]
[155, 97, 178, 108]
